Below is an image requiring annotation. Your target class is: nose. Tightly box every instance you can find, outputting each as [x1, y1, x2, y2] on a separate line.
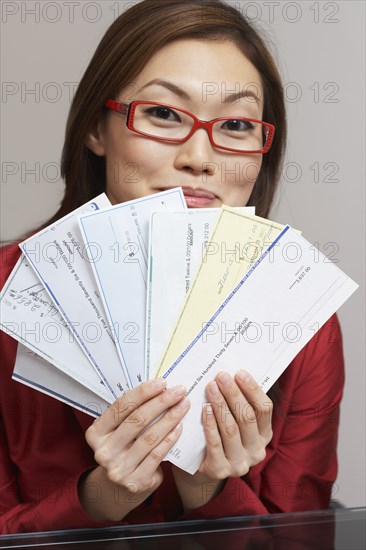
[173, 127, 217, 177]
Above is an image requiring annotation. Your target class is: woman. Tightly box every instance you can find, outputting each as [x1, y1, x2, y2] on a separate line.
[0, 0, 344, 533]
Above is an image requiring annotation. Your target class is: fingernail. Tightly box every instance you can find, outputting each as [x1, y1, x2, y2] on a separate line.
[172, 422, 182, 434]
[237, 369, 252, 384]
[176, 397, 190, 410]
[152, 377, 167, 389]
[169, 422, 183, 437]
[167, 422, 182, 442]
[216, 372, 231, 385]
[170, 385, 186, 398]
[209, 381, 220, 395]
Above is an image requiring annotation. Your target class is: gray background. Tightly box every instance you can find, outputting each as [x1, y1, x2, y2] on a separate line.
[1, 1, 365, 507]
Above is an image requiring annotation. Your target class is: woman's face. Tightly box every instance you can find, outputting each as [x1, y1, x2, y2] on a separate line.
[87, 39, 265, 208]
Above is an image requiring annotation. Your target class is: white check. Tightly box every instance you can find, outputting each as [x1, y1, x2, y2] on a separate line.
[0, 255, 113, 403]
[161, 226, 358, 474]
[78, 188, 186, 387]
[19, 194, 130, 399]
[13, 345, 110, 417]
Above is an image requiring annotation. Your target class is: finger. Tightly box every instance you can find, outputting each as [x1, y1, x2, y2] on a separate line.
[201, 403, 227, 474]
[129, 397, 190, 465]
[131, 421, 184, 489]
[214, 372, 260, 449]
[235, 370, 273, 441]
[88, 390, 189, 476]
[90, 378, 168, 435]
[206, 380, 246, 460]
[108, 384, 187, 446]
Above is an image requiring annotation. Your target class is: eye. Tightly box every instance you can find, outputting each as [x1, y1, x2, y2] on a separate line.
[145, 106, 181, 122]
[221, 119, 254, 131]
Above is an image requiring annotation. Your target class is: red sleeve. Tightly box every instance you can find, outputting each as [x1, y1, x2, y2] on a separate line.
[0, 464, 115, 534]
[180, 315, 344, 519]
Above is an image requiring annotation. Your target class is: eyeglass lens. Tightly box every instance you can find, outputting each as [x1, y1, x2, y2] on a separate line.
[132, 103, 267, 151]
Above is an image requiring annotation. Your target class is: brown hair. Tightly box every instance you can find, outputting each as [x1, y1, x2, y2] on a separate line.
[50, 0, 286, 224]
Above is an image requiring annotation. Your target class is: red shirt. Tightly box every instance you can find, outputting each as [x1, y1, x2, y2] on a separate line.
[0, 243, 345, 534]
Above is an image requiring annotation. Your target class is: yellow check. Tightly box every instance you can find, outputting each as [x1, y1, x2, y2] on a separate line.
[154, 206, 287, 378]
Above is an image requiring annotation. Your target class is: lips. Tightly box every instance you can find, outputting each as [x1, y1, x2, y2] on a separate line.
[180, 187, 216, 200]
[156, 186, 218, 208]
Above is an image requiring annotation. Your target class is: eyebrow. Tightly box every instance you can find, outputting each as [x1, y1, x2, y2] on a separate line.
[138, 78, 260, 104]
[139, 79, 190, 100]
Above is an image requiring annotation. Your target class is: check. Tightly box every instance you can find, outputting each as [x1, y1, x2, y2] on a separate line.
[0, 255, 113, 403]
[78, 188, 186, 387]
[161, 226, 358, 474]
[20, 194, 130, 399]
[154, 207, 287, 378]
[146, 207, 255, 379]
[13, 345, 109, 417]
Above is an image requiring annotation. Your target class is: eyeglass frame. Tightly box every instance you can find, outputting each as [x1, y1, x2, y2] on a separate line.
[105, 99, 275, 154]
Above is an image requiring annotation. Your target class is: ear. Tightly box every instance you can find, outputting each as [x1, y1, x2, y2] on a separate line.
[85, 116, 107, 157]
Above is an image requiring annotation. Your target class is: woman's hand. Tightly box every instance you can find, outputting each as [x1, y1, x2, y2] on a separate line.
[80, 379, 190, 521]
[172, 369, 272, 512]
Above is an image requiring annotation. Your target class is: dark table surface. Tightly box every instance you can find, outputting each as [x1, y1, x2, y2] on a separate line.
[0, 507, 365, 549]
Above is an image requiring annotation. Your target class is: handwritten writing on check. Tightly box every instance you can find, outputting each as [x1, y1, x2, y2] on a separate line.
[0, 255, 113, 403]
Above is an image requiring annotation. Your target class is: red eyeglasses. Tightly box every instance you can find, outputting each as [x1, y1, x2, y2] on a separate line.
[105, 100, 275, 154]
